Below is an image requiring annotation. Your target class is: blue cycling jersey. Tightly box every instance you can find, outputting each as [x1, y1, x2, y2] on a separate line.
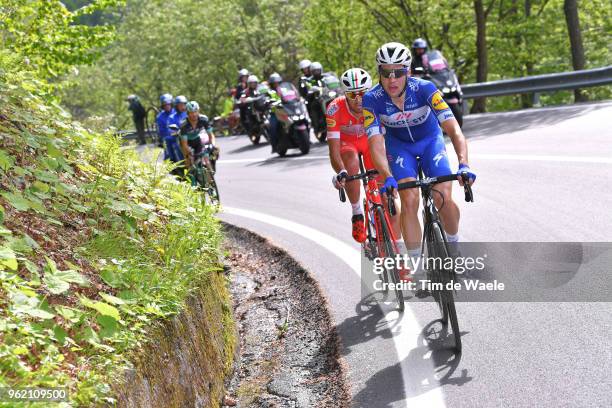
[169, 110, 187, 128]
[362, 78, 456, 179]
[156, 108, 175, 139]
[362, 78, 454, 142]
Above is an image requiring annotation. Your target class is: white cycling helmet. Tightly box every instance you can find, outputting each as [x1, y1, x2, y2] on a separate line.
[298, 59, 311, 70]
[310, 61, 323, 72]
[238, 68, 249, 76]
[341, 68, 372, 92]
[376, 42, 412, 67]
[247, 75, 259, 84]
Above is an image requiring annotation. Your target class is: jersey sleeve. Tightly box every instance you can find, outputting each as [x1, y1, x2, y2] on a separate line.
[179, 123, 189, 141]
[325, 99, 342, 140]
[362, 91, 383, 138]
[423, 81, 455, 123]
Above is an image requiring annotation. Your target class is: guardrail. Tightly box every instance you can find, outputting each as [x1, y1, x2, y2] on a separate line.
[461, 65, 612, 99]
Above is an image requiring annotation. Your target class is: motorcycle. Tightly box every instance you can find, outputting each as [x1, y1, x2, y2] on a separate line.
[238, 86, 273, 145]
[414, 50, 464, 127]
[272, 82, 311, 156]
[307, 73, 343, 143]
[213, 108, 243, 136]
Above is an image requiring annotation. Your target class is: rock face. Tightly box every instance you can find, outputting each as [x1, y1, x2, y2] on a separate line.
[115, 269, 236, 408]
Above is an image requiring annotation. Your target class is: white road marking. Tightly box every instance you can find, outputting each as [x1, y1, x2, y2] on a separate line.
[219, 153, 612, 165]
[223, 206, 446, 408]
[470, 153, 612, 164]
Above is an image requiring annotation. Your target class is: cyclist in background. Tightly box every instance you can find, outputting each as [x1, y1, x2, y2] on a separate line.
[157, 93, 183, 163]
[179, 101, 216, 171]
[170, 95, 188, 127]
[363, 42, 475, 262]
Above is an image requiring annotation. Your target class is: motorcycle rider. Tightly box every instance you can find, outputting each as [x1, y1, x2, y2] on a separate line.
[298, 59, 312, 99]
[410, 38, 429, 73]
[239, 75, 260, 134]
[236, 69, 250, 132]
[267, 72, 283, 153]
[306, 62, 325, 135]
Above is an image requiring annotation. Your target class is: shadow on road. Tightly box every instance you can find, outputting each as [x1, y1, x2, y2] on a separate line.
[336, 292, 473, 407]
[462, 103, 608, 140]
[226, 140, 269, 154]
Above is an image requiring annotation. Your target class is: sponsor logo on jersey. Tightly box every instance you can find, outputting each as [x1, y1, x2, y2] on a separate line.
[431, 91, 449, 111]
[433, 151, 447, 167]
[326, 118, 337, 128]
[326, 102, 339, 116]
[380, 106, 431, 127]
[363, 108, 375, 127]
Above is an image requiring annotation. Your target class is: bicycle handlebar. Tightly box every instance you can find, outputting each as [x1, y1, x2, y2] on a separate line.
[387, 173, 474, 216]
[337, 169, 379, 203]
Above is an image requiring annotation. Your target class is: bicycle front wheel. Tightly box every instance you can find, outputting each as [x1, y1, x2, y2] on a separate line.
[428, 222, 461, 352]
[376, 206, 404, 312]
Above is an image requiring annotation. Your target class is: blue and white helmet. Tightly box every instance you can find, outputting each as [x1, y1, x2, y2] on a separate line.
[160, 93, 173, 104]
[376, 42, 412, 67]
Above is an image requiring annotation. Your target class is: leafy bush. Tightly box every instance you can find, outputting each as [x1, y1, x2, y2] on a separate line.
[0, 50, 230, 406]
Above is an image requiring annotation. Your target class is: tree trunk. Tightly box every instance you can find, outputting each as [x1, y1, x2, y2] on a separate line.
[521, 0, 534, 108]
[563, 0, 588, 102]
[471, 0, 488, 113]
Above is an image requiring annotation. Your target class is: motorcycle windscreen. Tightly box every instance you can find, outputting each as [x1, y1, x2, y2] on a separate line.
[322, 75, 341, 90]
[426, 50, 450, 73]
[278, 82, 299, 103]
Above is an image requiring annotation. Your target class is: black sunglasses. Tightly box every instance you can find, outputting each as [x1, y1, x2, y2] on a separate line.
[379, 67, 408, 79]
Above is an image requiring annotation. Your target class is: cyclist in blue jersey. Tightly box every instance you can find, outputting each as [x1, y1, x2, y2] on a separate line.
[157, 94, 179, 159]
[363, 42, 476, 263]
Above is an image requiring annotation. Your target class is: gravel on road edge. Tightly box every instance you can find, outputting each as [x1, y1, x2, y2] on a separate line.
[221, 222, 351, 407]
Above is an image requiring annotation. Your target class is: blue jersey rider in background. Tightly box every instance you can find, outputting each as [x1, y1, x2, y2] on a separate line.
[363, 41, 476, 268]
[156, 93, 179, 158]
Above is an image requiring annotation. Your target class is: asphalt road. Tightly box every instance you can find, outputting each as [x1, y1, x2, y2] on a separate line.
[216, 101, 612, 408]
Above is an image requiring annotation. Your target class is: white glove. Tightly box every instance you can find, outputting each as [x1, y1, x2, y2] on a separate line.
[332, 170, 348, 190]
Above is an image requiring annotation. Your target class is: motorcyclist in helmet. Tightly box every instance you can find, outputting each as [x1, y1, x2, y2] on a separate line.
[239, 75, 260, 133]
[267, 72, 283, 153]
[410, 38, 429, 73]
[236, 69, 250, 133]
[298, 59, 312, 98]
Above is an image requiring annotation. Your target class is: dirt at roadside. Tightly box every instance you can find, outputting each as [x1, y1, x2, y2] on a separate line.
[221, 223, 351, 408]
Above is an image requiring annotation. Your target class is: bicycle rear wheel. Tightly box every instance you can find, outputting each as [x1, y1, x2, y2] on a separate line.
[202, 167, 221, 206]
[428, 222, 461, 352]
[376, 206, 404, 312]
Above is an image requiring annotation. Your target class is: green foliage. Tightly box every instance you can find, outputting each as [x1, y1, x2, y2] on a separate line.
[0, 0, 124, 80]
[0, 53, 230, 405]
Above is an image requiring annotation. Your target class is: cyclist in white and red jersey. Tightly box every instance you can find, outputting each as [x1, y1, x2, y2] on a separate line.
[327, 68, 400, 244]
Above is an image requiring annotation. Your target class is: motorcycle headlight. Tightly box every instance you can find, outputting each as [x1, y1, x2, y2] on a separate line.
[329, 91, 337, 98]
[292, 115, 300, 121]
[299, 114, 305, 120]
[451, 86, 457, 92]
[442, 87, 451, 94]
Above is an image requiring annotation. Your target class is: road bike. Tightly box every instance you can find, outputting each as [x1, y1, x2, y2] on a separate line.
[388, 161, 473, 351]
[338, 155, 405, 312]
[189, 144, 220, 206]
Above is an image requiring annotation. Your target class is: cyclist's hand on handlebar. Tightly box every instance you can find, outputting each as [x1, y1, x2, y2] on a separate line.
[380, 176, 398, 194]
[457, 163, 476, 186]
[332, 170, 348, 190]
